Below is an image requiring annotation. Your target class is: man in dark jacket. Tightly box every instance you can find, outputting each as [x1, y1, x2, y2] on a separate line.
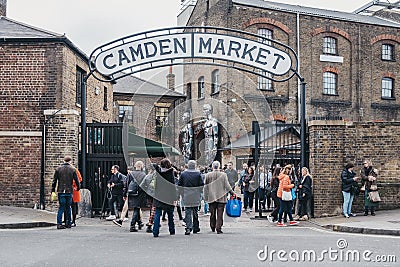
[106, 165, 125, 221]
[126, 161, 146, 232]
[225, 161, 238, 192]
[178, 160, 204, 235]
[52, 156, 80, 229]
[341, 163, 360, 218]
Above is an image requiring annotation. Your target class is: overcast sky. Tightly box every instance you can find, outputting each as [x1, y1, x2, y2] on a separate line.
[6, 0, 381, 87]
[7, 0, 378, 55]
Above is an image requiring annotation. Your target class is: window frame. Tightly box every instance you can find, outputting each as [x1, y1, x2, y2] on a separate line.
[257, 28, 273, 91]
[118, 105, 134, 122]
[323, 71, 338, 95]
[382, 77, 395, 99]
[211, 69, 219, 95]
[76, 66, 86, 105]
[382, 44, 395, 61]
[323, 37, 337, 55]
[198, 76, 205, 99]
[103, 86, 108, 110]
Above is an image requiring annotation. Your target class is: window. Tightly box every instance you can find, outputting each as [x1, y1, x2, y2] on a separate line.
[382, 44, 394, 61]
[103, 86, 108, 110]
[258, 28, 273, 45]
[76, 66, 86, 105]
[382, 77, 394, 98]
[323, 72, 337, 95]
[258, 70, 273, 90]
[118, 105, 133, 122]
[323, 37, 337, 55]
[155, 106, 169, 125]
[198, 76, 205, 98]
[211, 69, 219, 94]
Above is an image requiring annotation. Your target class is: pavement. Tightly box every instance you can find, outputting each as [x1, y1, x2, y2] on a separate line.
[0, 205, 399, 236]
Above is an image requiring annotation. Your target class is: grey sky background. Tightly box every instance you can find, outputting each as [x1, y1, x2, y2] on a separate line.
[6, 0, 379, 87]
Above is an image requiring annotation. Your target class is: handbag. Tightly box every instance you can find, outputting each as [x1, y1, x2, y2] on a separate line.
[368, 191, 381, 202]
[291, 188, 297, 200]
[370, 184, 378, 191]
[51, 192, 57, 201]
[226, 197, 242, 217]
[282, 190, 292, 201]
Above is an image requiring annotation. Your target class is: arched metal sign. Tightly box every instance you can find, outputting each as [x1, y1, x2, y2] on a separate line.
[89, 26, 299, 83]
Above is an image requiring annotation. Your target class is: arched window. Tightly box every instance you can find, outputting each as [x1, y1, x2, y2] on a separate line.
[198, 76, 205, 98]
[382, 77, 394, 99]
[211, 69, 219, 94]
[323, 72, 337, 95]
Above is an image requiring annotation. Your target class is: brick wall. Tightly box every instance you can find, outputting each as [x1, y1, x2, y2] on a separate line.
[309, 120, 400, 216]
[0, 41, 114, 207]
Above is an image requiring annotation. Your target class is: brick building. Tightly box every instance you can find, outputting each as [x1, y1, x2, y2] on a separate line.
[182, 0, 400, 215]
[0, 15, 114, 207]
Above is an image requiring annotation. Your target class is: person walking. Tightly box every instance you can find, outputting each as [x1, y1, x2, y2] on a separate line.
[152, 158, 177, 237]
[204, 161, 235, 234]
[238, 163, 248, 194]
[71, 168, 83, 227]
[268, 166, 281, 222]
[51, 156, 80, 229]
[276, 165, 299, 227]
[178, 160, 204, 235]
[297, 167, 312, 221]
[106, 165, 125, 221]
[225, 161, 238, 192]
[126, 161, 146, 232]
[243, 166, 255, 212]
[360, 160, 379, 216]
[341, 162, 360, 218]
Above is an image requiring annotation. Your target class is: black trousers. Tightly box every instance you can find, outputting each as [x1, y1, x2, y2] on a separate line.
[109, 194, 124, 216]
[209, 202, 225, 232]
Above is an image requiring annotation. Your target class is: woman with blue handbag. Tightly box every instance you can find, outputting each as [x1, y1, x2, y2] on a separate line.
[276, 165, 299, 227]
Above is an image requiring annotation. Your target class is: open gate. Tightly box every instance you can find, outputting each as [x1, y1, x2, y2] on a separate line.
[84, 123, 127, 216]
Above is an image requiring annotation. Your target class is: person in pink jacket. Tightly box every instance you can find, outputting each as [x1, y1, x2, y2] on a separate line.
[277, 165, 299, 227]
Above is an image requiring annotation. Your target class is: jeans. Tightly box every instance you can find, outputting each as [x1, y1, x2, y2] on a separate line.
[243, 191, 254, 209]
[153, 207, 175, 237]
[130, 207, 141, 228]
[57, 193, 72, 225]
[278, 199, 293, 223]
[342, 191, 354, 216]
[184, 207, 199, 232]
[108, 194, 124, 216]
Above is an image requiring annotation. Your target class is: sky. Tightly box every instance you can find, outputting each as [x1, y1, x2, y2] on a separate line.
[5, 0, 382, 86]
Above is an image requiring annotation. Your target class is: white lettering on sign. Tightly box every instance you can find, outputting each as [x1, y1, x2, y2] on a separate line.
[94, 32, 292, 76]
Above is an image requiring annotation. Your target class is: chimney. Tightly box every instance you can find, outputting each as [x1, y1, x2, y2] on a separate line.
[0, 0, 6, 16]
[166, 65, 175, 91]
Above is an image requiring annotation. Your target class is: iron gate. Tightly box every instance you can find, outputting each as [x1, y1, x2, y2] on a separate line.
[85, 123, 127, 216]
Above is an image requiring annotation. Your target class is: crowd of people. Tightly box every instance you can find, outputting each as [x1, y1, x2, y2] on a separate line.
[51, 156, 380, 232]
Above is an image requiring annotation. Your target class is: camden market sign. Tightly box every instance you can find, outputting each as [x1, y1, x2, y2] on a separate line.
[89, 26, 298, 82]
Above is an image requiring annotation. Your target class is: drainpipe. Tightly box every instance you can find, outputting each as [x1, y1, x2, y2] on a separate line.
[297, 12, 301, 123]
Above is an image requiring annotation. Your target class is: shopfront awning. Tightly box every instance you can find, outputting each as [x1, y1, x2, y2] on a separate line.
[126, 132, 181, 158]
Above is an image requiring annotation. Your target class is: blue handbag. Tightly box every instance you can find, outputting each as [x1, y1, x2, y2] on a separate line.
[291, 188, 297, 200]
[226, 197, 242, 217]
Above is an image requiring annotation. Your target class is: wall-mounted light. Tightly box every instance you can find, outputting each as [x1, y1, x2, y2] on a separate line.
[228, 98, 237, 103]
[94, 86, 100, 95]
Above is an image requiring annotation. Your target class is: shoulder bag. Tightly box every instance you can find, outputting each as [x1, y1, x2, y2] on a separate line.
[282, 190, 292, 201]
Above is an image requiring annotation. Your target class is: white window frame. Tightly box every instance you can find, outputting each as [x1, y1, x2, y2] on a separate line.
[323, 37, 337, 55]
[211, 69, 219, 94]
[382, 44, 394, 61]
[382, 77, 394, 99]
[323, 72, 337, 95]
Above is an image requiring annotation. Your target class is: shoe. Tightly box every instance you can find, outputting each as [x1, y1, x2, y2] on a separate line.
[123, 218, 129, 222]
[216, 230, 223, 234]
[243, 208, 247, 212]
[71, 222, 76, 227]
[106, 215, 116, 221]
[182, 221, 186, 226]
[170, 231, 175, 235]
[161, 218, 167, 222]
[344, 214, 350, 218]
[57, 225, 66, 230]
[277, 222, 286, 227]
[193, 229, 200, 234]
[349, 213, 357, 217]
[364, 212, 368, 216]
[130, 227, 138, 232]
[371, 212, 376, 216]
[153, 234, 159, 238]
[138, 222, 144, 230]
[299, 215, 308, 221]
[65, 224, 71, 229]
[294, 215, 300, 220]
[113, 219, 122, 227]
[289, 221, 299, 226]
[211, 228, 215, 232]
[185, 229, 191, 235]
[267, 215, 273, 223]
[146, 226, 152, 233]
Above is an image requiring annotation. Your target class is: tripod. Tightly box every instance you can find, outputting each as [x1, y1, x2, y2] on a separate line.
[100, 187, 112, 220]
